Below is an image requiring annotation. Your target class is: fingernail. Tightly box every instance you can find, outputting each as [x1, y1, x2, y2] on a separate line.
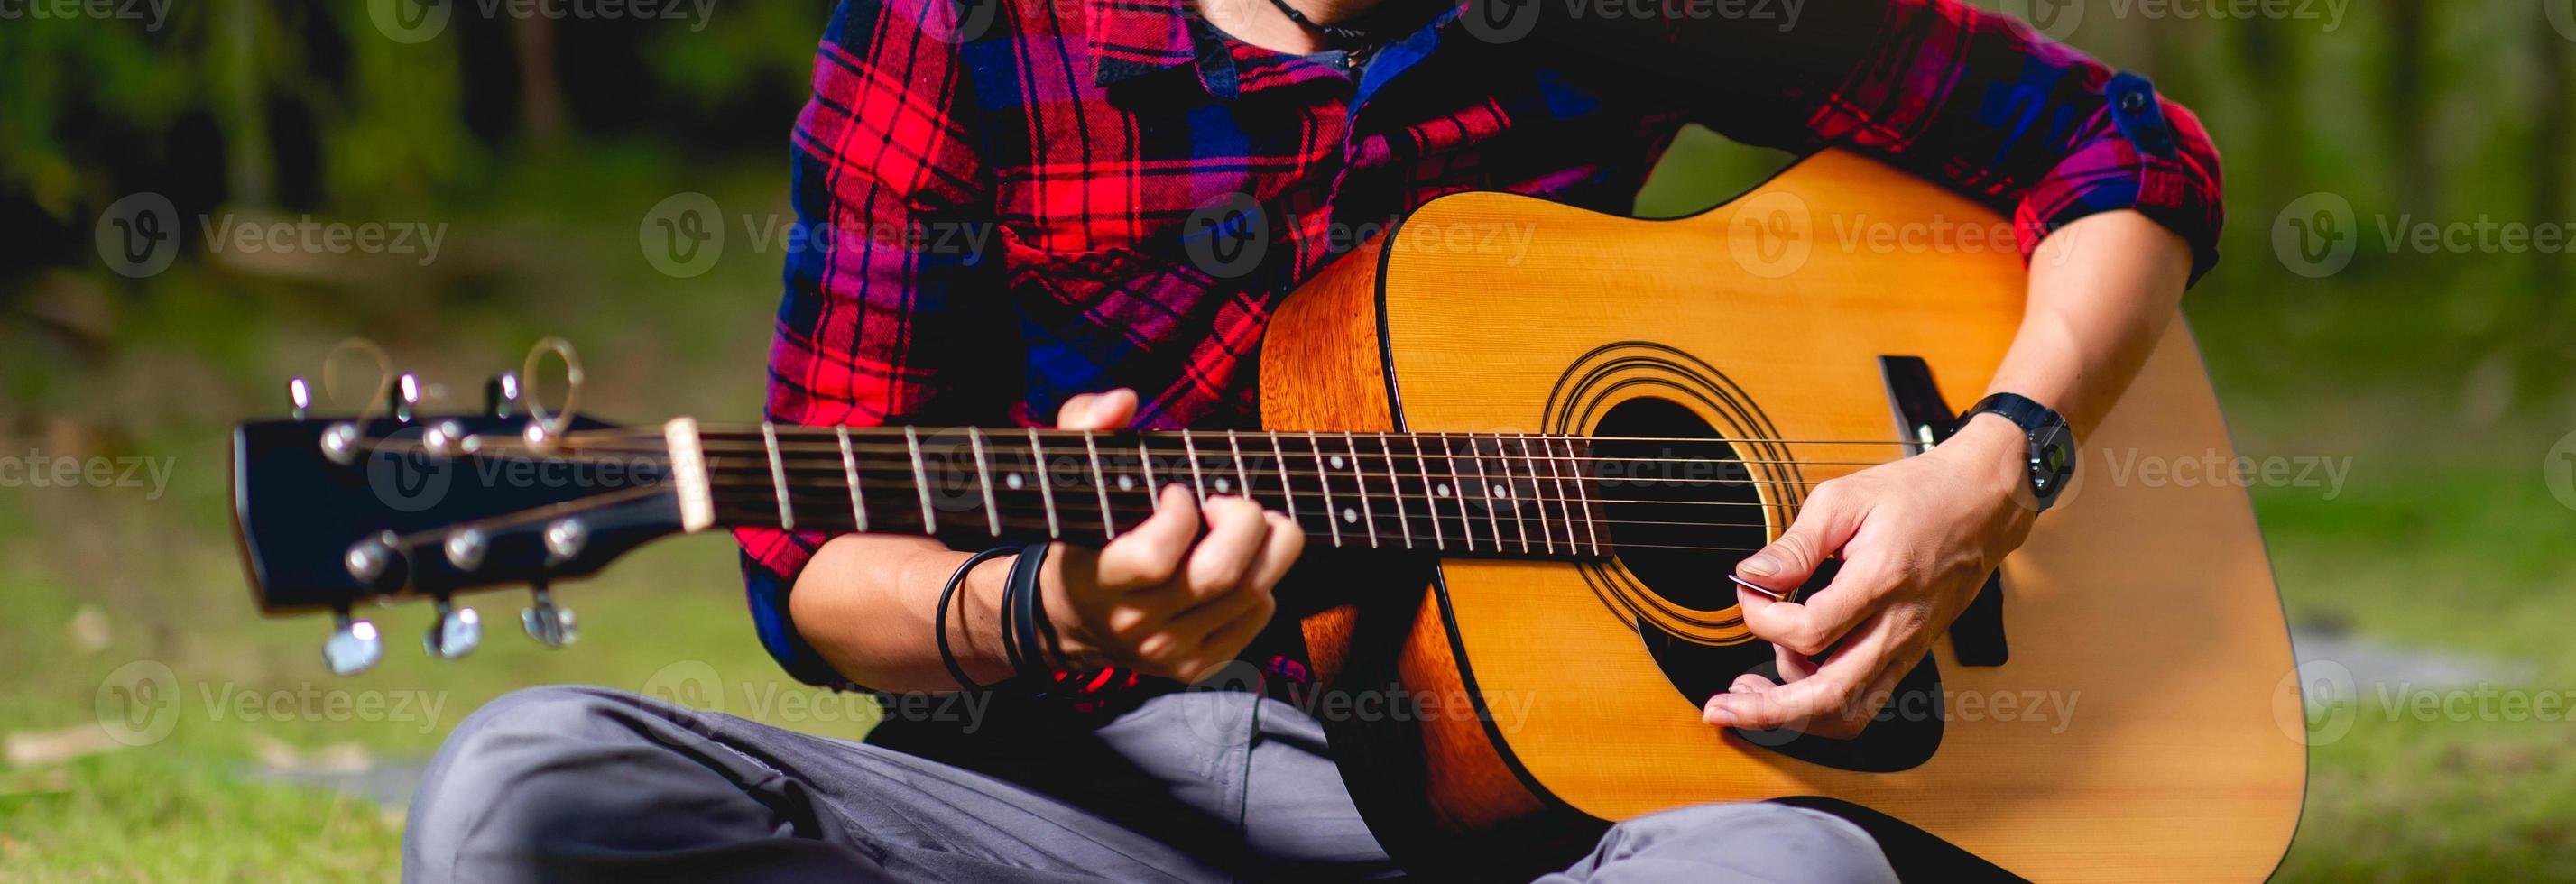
[1703, 703, 1738, 726]
[1739, 552, 1780, 577]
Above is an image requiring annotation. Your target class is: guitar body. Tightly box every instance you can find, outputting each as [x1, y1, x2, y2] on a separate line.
[1260, 150, 2304, 880]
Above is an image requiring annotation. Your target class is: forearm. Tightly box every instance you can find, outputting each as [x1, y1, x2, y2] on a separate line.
[788, 534, 1021, 694]
[1980, 210, 2195, 438]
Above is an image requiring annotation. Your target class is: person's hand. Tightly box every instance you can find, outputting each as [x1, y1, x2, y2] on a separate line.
[1703, 414, 2040, 738]
[1036, 389, 1301, 683]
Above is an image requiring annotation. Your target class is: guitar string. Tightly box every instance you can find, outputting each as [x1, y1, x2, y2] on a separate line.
[428, 436, 1882, 476]
[620, 427, 1924, 447]
[701, 479, 1785, 531]
[703, 502, 1776, 557]
[698, 473, 1808, 510]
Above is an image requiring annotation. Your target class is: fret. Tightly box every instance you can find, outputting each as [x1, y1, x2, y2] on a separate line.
[1027, 428, 1060, 539]
[761, 422, 795, 530]
[1515, 437, 1557, 555]
[1226, 431, 1256, 505]
[837, 426, 867, 533]
[1138, 439, 1160, 511]
[1464, 435, 1507, 553]
[1181, 430, 1209, 505]
[1553, 437, 1602, 557]
[1340, 432, 1380, 548]
[1084, 430, 1114, 539]
[1373, 434, 1414, 549]
[966, 428, 1001, 537]
[1306, 431, 1343, 548]
[1525, 435, 1565, 554]
[1437, 434, 1478, 553]
[1411, 435, 1453, 551]
[1489, 434, 1530, 554]
[904, 427, 937, 532]
[1268, 432, 1302, 530]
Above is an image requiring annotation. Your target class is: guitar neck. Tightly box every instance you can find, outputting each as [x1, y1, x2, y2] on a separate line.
[661, 419, 1612, 560]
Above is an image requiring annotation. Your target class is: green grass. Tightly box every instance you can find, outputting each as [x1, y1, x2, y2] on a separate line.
[4, 135, 2571, 881]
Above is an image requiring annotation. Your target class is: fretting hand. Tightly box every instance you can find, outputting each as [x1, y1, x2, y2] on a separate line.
[1037, 390, 1302, 683]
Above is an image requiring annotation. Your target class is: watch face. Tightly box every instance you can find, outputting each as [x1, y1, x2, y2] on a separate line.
[2030, 422, 2076, 501]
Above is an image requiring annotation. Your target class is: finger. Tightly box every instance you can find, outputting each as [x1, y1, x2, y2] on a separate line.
[1182, 496, 1268, 603]
[1055, 389, 1139, 431]
[1096, 485, 1198, 589]
[1782, 649, 1913, 740]
[1728, 672, 1775, 695]
[1740, 557, 1897, 658]
[1774, 641, 1818, 683]
[1177, 593, 1279, 681]
[1734, 480, 1869, 594]
[1704, 612, 1901, 731]
[1242, 511, 1304, 594]
[1133, 585, 1270, 664]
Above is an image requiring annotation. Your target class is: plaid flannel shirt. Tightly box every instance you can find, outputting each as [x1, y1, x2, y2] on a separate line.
[736, 0, 2223, 690]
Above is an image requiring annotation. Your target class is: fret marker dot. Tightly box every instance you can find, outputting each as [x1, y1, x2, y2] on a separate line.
[1117, 475, 1135, 491]
[1004, 473, 1024, 490]
[1435, 483, 1451, 497]
[1329, 456, 1347, 470]
[1214, 477, 1232, 493]
[1342, 508, 1359, 524]
[1493, 484, 1510, 498]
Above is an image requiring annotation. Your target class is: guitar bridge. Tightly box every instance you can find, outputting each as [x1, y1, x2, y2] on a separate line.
[1879, 356, 2009, 668]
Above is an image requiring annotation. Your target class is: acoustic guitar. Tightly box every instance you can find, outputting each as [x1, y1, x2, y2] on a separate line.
[231, 149, 2306, 880]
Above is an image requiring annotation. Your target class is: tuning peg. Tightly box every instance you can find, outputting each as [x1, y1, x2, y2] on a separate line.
[324, 609, 384, 676]
[522, 582, 577, 648]
[392, 373, 421, 423]
[289, 377, 312, 420]
[487, 372, 522, 419]
[344, 532, 407, 591]
[424, 598, 482, 659]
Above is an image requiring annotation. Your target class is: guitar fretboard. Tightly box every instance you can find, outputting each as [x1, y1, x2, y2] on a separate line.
[670, 422, 1614, 559]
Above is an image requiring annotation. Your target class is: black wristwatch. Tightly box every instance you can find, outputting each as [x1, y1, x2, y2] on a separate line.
[1962, 392, 2076, 512]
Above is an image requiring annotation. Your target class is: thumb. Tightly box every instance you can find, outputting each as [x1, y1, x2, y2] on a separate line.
[1735, 483, 1865, 594]
[1057, 389, 1139, 431]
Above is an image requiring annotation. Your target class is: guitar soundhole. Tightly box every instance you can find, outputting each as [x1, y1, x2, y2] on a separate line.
[1585, 397, 1768, 609]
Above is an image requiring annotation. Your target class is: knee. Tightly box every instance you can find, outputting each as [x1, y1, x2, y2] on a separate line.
[405, 686, 662, 877]
[1594, 802, 1896, 884]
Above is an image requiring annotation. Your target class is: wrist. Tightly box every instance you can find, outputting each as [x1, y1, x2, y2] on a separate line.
[1035, 544, 1106, 670]
[1948, 413, 2031, 496]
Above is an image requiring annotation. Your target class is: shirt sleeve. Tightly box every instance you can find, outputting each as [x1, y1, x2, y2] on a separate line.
[735, 0, 1005, 688]
[1547, 0, 2225, 283]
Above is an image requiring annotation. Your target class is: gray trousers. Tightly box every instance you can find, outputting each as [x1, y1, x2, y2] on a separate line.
[406, 686, 1897, 883]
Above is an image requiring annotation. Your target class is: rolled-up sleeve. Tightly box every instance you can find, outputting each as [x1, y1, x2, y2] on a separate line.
[736, 0, 1003, 687]
[1543, 0, 2224, 283]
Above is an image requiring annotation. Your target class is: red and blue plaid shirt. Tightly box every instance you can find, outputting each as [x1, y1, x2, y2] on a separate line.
[737, 0, 2223, 689]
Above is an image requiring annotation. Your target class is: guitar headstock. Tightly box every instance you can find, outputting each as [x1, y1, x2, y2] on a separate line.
[231, 344, 698, 675]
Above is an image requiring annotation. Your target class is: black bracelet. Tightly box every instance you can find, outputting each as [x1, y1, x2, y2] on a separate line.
[1002, 541, 1054, 689]
[937, 546, 1019, 693]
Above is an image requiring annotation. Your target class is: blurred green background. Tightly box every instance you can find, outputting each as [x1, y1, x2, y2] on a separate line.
[3, 1, 2572, 880]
